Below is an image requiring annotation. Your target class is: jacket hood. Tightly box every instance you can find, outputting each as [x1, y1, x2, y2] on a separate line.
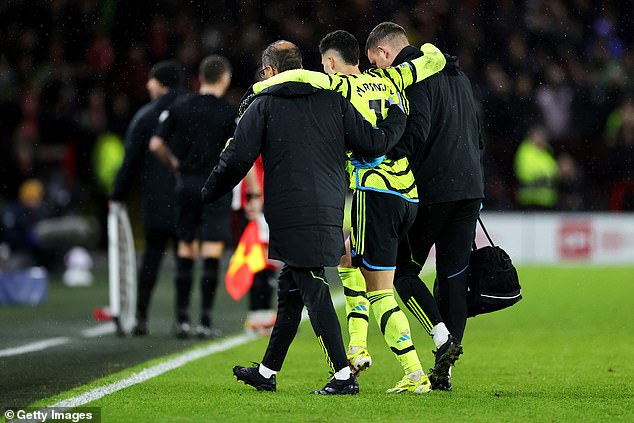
[443, 54, 461, 75]
[256, 81, 320, 98]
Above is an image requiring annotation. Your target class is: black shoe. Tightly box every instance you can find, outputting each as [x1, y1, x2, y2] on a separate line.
[429, 368, 453, 391]
[429, 335, 462, 391]
[175, 322, 191, 339]
[233, 364, 276, 391]
[311, 374, 359, 395]
[433, 335, 463, 373]
[132, 318, 148, 336]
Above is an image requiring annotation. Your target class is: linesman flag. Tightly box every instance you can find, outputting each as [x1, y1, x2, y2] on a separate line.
[225, 221, 267, 301]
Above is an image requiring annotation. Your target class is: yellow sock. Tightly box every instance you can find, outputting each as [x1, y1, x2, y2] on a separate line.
[368, 289, 422, 375]
[338, 267, 369, 349]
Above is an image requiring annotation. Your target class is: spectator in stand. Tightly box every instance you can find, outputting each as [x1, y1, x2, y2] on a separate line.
[2, 179, 48, 267]
[604, 98, 634, 183]
[557, 153, 586, 211]
[514, 126, 559, 210]
[535, 63, 574, 141]
[1, 1, 634, 213]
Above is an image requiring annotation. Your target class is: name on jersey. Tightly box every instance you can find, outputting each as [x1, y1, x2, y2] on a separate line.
[356, 82, 389, 97]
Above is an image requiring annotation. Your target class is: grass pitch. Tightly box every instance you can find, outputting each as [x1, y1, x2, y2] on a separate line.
[26, 266, 634, 422]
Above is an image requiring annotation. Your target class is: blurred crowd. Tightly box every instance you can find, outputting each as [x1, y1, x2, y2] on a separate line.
[1, 0, 633, 265]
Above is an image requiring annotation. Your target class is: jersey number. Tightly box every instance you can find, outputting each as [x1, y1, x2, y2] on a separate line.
[368, 99, 390, 123]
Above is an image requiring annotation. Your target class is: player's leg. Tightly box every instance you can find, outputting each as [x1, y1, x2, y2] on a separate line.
[294, 266, 358, 395]
[434, 199, 480, 343]
[339, 240, 370, 370]
[418, 201, 477, 390]
[358, 194, 430, 393]
[133, 228, 170, 335]
[234, 265, 302, 391]
[340, 191, 371, 371]
[173, 179, 202, 338]
[174, 240, 197, 338]
[197, 194, 231, 338]
[247, 268, 276, 335]
[394, 204, 456, 353]
[197, 241, 223, 338]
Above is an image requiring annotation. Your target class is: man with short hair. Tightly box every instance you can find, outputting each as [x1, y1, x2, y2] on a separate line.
[252, 29, 447, 393]
[149, 55, 236, 339]
[367, 22, 485, 390]
[202, 40, 407, 395]
[111, 60, 189, 336]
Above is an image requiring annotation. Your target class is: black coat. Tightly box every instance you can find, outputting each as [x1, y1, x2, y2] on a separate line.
[391, 46, 485, 205]
[202, 82, 406, 268]
[111, 89, 189, 231]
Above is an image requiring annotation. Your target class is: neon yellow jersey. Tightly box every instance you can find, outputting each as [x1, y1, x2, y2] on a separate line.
[253, 43, 446, 201]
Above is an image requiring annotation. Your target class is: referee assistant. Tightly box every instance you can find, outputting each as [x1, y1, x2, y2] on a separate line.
[367, 22, 485, 390]
[150, 55, 236, 339]
[110, 60, 188, 336]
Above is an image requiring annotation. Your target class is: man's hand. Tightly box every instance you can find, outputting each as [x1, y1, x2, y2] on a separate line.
[149, 135, 180, 176]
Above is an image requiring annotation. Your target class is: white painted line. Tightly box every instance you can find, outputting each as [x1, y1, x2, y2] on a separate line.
[0, 337, 71, 358]
[0, 323, 117, 358]
[52, 331, 259, 409]
[81, 323, 116, 338]
[49, 293, 345, 409]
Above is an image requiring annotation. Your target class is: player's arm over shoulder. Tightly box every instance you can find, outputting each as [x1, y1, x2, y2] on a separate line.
[370, 43, 446, 91]
[410, 43, 446, 82]
[253, 69, 334, 93]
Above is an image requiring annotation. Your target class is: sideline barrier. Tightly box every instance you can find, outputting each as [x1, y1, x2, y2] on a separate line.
[420, 212, 634, 267]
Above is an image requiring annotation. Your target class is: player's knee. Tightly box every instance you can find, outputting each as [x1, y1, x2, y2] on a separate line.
[201, 241, 224, 258]
[178, 242, 196, 258]
[302, 280, 330, 312]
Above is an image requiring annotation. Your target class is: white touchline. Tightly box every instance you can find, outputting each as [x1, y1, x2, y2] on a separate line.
[0, 337, 71, 358]
[48, 293, 345, 409]
[81, 323, 117, 338]
[0, 323, 118, 358]
[52, 332, 258, 409]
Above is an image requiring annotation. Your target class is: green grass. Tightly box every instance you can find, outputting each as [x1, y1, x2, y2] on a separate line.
[0, 263, 248, 409]
[27, 267, 634, 421]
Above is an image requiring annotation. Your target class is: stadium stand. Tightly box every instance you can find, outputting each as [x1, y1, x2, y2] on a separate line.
[0, 0, 632, 220]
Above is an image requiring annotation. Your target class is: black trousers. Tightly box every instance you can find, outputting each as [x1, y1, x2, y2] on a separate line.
[136, 228, 175, 321]
[261, 265, 348, 373]
[395, 198, 481, 342]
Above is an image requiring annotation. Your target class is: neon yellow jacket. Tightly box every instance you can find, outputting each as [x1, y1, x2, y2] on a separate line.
[514, 140, 559, 207]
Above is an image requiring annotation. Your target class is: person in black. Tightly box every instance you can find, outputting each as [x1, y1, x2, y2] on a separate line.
[149, 56, 236, 339]
[110, 60, 189, 336]
[202, 40, 407, 395]
[366, 22, 485, 390]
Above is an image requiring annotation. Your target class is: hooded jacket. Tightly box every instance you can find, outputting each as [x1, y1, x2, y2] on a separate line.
[391, 46, 485, 205]
[202, 81, 406, 267]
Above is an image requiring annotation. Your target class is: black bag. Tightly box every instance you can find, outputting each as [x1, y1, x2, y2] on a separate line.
[467, 217, 522, 317]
